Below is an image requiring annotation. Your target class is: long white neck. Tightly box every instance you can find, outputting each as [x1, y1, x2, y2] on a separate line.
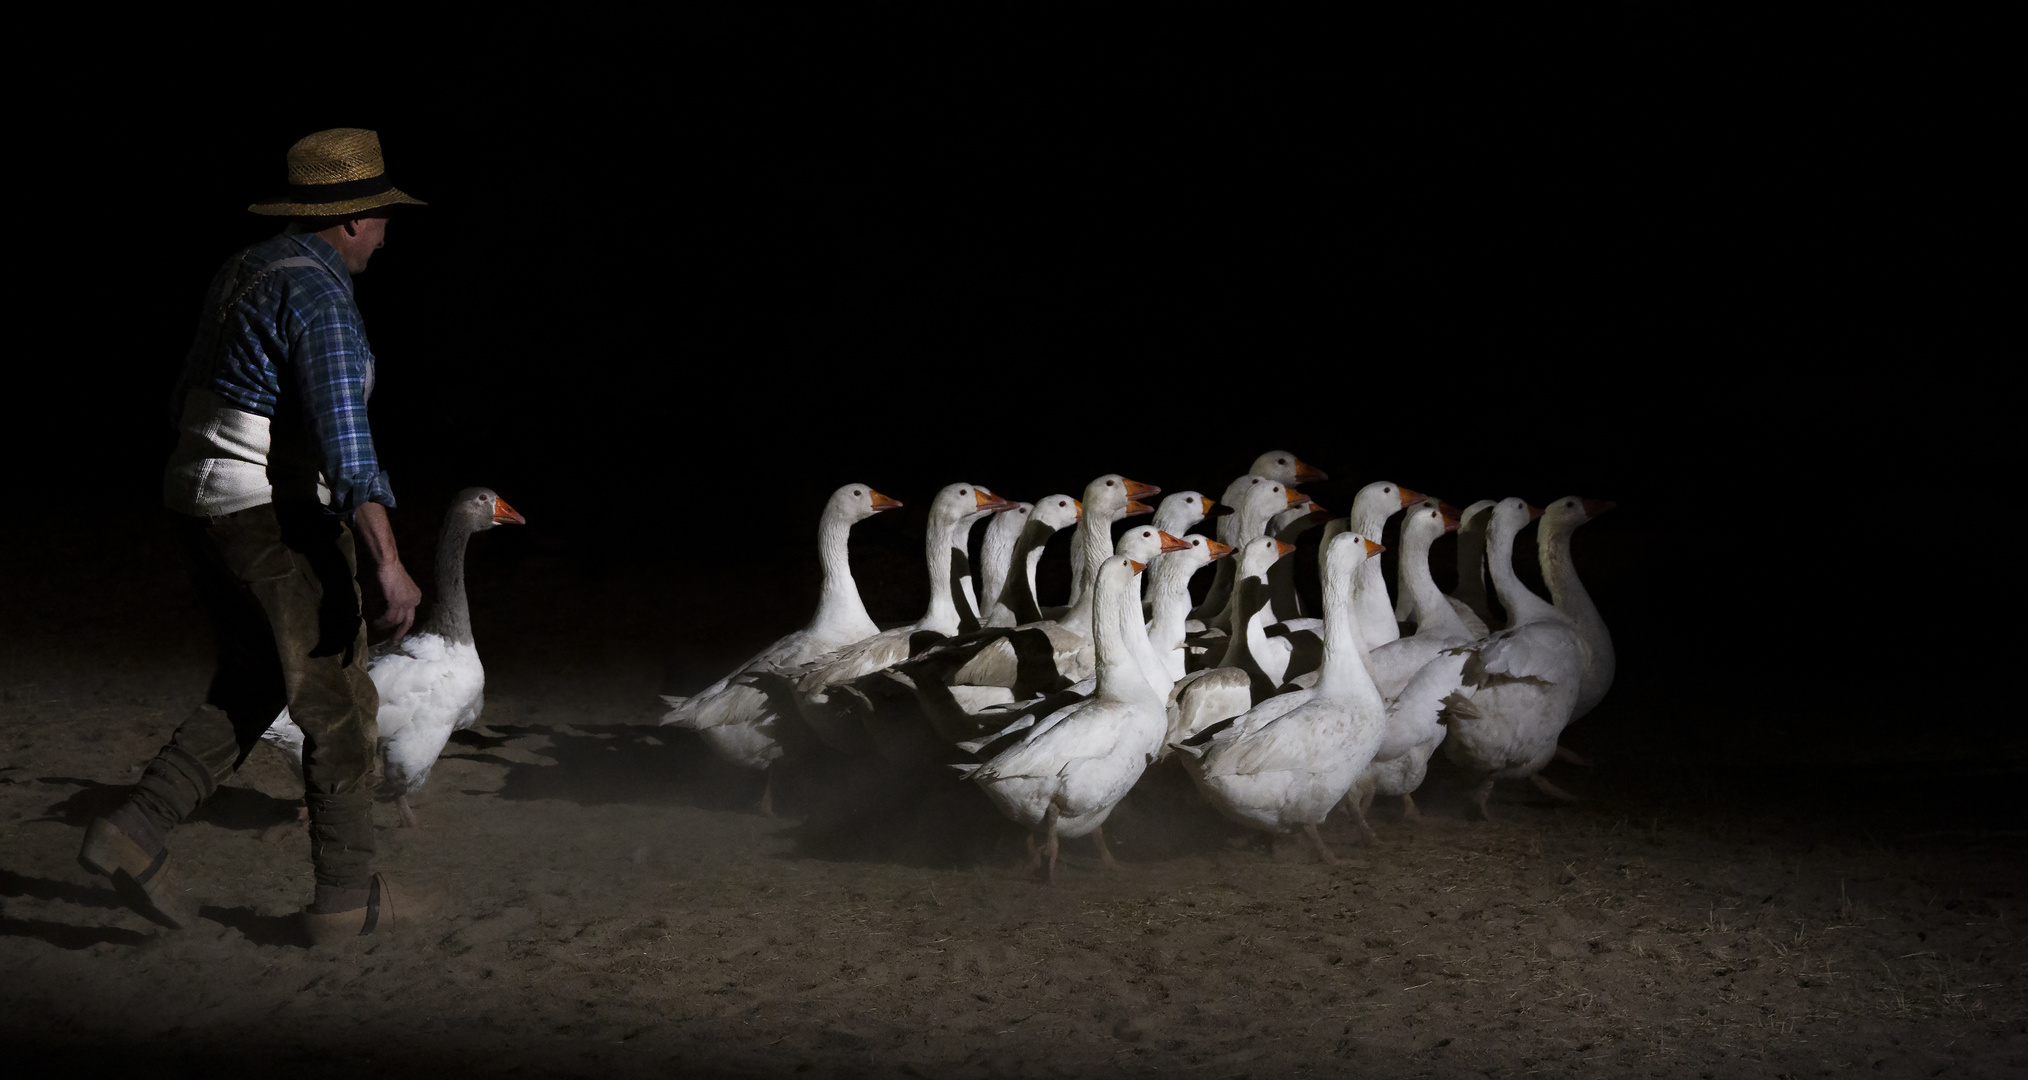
[1400, 523, 1469, 639]
[1092, 563, 1160, 705]
[1066, 507, 1118, 608]
[916, 514, 963, 636]
[1486, 517, 1559, 626]
[976, 509, 1025, 625]
[1145, 555, 1201, 654]
[996, 517, 1061, 625]
[809, 510, 878, 639]
[1454, 503, 1494, 614]
[1539, 519, 1609, 651]
[1316, 547, 1379, 705]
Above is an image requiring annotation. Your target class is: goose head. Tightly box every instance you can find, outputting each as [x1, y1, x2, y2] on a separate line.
[1116, 525, 1193, 564]
[1539, 495, 1616, 539]
[1232, 476, 1305, 539]
[1234, 535, 1297, 581]
[447, 487, 525, 534]
[1487, 496, 1544, 544]
[1161, 533, 1232, 577]
[1248, 451, 1329, 485]
[1348, 480, 1426, 535]
[1399, 500, 1461, 549]
[929, 483, 1016, 538]
[1152, 491, 1215, 534]
[827, 483, 904, 525]
[1082, 474, 1160, 523]
[1323, 531, 1384, 596]
[1029, 494, 1082, 532]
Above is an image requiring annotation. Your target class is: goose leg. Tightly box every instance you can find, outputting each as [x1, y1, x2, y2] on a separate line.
[1469, 776, 1497, 821]
[1090, 825, 1120, 871]
[1024, 832, 1043, 876]
[1347, 799, 1378, 844]
[1530, 773, 1581, 802]
[758, 762, 777, 818]
[396, 793, 420, 829]
[1554, 744, 1595, 767]
[1400, 792, 1423, 824]
[1038, 805, 1061, 885]
[1358, 785, 1377, 817]
[1302, 824, 1339, 865]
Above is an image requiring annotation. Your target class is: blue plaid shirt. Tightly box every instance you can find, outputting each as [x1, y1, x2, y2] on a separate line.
[171, 230, 395, 512]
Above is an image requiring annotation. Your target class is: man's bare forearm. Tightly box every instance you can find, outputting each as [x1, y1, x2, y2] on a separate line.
[352, 501, 422, 641]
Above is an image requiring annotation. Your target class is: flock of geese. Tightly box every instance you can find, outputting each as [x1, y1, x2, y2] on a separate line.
[661, 452, 1616, 880]
[242, 452, 1612, 880]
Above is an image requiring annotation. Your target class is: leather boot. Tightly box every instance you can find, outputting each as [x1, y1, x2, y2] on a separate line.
[300, 873, 404, 946]
[78, 809, 196, 929]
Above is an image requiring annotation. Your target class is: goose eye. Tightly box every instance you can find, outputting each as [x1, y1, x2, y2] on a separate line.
[1192, 539, 1201, 546]
[852, 489, 861, 496]
[1384, 486, 1393, 493]
[960, 489, 968, 495]
[1106, 480, 1115, 487]
[1277, 458, 1287, 464]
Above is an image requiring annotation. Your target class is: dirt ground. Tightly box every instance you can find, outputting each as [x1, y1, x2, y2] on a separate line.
[4, 512, 2026, 1078]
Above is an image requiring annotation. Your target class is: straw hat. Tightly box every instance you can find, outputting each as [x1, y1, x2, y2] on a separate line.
[247, 128, 427, 217]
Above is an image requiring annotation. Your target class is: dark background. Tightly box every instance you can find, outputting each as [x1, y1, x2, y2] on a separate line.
[10, 6, 2006, 768]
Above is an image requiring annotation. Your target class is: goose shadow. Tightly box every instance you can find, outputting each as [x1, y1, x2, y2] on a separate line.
[471, 724, 766, 813]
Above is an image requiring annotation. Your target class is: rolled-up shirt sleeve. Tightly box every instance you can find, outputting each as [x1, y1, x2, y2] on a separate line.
[293, 311, 395, 513]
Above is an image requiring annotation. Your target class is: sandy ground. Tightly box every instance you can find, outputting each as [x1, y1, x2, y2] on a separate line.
[5, 511, 2027, 1077]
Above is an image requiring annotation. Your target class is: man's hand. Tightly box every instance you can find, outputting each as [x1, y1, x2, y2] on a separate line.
[352, 501, 421, 644]
[370, 560, 422, 642]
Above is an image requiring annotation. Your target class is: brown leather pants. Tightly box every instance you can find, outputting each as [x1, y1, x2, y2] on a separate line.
[125, 502, 379, 901]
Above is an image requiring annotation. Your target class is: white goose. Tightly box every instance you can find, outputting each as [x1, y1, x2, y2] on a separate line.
[1061, 476, 1159, 612]
[1345, 480, 1426, 649]
[789, 483, 1015, 754]
[1167, 537, 1296, 751]
[1448, 499, 1499, 637]
[1199, 451, 1324, 624]
[262, 487, 525, 827]
[1436, 498, 1585, 819]
[957, 554, 1170, 883]
[1173, 532, 1388, 865]
[1537, 496, 1616, 722]
[1194, 476, 1309, 632]
[962, 474, 1153, 686]
[1345, 502, 1473, 823]
[975, 500, 1032, 633]
[984, 494, 1080, 628]
[659, 483, 902, 809]
[1143, 533, 1233, 680]
[1145, 491, 1214, 609]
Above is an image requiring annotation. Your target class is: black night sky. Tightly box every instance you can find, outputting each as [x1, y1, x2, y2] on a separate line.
[14, 6, 2005, 762]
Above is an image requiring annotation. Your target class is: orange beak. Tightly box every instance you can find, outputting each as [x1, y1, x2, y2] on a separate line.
[1304, 501, 1329, 516]
[1582, 498, 1617, 518]
[1526, 503, 1544, 521]
[1205, 539, 1234, 559]
[1438, 502, 1462, 532]
[1073, 499, 1084, 519]
[1122, 500, 1154, 517]
[974, 489, 1016, 512]
[1123, 478, 1161, 500]
[1127, 559, 1146, 575]
[1273, 540, 1297, 559]
[1157, 531, 1192, 554]
[868, 490, 903, 511]
[1200, 496, 1217, 515]
[492, 497, 525, 525]
[1362, 538, 1385, 557]
[1397, 486, 1426, 508]
[1284, 487, 1310, 506]
[1293, 458, 1329, 484]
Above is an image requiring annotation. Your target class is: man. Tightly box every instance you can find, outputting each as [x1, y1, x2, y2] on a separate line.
[79, 128, 426, 944]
